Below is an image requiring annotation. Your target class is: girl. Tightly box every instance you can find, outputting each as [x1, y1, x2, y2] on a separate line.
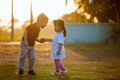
[42, 19, 67, 75]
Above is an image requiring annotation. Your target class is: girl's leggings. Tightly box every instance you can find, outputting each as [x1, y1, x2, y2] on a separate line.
[54, 59, 65, 73]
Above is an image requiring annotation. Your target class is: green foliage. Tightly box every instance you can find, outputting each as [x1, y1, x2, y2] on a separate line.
[106, 20, 120, 43]
[69, 0, 120, 23]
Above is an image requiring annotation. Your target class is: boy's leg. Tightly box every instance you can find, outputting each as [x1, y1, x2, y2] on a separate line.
[18, 41, 29, 71]
[28, 47, 35, 71]
[27, 47, 36, 75]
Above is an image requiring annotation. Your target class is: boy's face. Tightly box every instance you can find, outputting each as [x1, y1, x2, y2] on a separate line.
[37, 20, 48, 29]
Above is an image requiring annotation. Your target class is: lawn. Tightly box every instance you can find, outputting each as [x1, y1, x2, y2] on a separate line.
[0, 42, 120, 80]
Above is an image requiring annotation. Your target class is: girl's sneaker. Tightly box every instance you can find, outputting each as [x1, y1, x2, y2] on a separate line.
[51, 72, 60, 76]
[61, 70, 67, 75]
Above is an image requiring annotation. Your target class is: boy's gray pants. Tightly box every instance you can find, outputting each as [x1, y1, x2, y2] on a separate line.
[18, 40, 35, 71]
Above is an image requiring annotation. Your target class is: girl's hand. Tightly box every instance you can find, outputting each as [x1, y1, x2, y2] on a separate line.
[57, 51, 60, 55]
[56, 43, 62, 55]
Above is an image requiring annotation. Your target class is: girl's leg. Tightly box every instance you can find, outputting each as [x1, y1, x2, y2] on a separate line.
[59, 60, 65, 71]
[54, 59, 60, 73]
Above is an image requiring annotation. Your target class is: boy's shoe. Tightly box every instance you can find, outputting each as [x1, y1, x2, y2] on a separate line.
[28, 70, 36, 75]
[61, 70, 67, 75]
[19, 70, 24, 76]
[51, 72, 60, 76]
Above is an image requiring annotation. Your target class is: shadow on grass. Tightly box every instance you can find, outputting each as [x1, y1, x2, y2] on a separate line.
[65, 43, 120, 80]
[0, 65, 17, 80]
[65, 43, 120, 62]
[18, 75, 36, 80]
[17, 74, 70, 80]
[50, 74, 70, 80]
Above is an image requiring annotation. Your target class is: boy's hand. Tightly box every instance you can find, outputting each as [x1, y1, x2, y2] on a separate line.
[39, 38, 45, 43]
[36, 38, 46, 43]
[36, 38, 43, 43]
[24, 42, 28, 46]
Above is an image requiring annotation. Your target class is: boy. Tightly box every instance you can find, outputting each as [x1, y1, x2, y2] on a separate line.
[18, 13, 48, 76]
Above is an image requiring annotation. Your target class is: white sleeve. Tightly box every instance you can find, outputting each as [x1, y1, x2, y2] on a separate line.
[58, 33, 64, 44]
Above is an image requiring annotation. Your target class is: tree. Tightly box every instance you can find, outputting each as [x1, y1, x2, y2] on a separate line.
[21, 20, 30, 32]
[11, 0, 14, 41]
[0, 19, 2, 22]
[105, 20, 120, 43]
[30, 0, 33, 24]
[72, 0, 120, 23]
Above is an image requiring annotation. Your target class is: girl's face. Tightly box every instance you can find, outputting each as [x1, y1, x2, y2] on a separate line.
[54, 24, 61, 32]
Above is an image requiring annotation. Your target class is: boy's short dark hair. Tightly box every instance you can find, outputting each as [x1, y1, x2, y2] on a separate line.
[37, 13, 48, 22]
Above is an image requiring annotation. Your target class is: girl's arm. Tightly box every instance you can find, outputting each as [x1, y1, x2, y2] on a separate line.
[57, 43, 63, 55]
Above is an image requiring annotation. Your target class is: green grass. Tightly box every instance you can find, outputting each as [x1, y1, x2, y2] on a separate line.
[0, 43, 120, 80]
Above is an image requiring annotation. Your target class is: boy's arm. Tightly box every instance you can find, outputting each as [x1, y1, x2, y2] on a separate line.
[36, 38, 52, 43]
[23, 30, 28, 46]
[36, 38, 44, 43]
[45, 38, 52, 42]
[57, 43, 63, 55]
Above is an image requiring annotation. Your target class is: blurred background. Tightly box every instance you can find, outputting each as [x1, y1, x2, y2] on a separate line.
[0, 0, 120, 43]
[0, 1, 120, 79]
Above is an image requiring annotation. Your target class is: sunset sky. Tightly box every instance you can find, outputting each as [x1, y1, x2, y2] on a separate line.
[0, 0, 77, 26]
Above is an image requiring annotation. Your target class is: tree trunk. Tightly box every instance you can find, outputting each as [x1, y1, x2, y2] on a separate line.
[11, 0, 14, 41]
[115, 7, 120, 23]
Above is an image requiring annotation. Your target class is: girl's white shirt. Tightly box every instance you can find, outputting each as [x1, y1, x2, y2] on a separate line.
[50, 32, 65, 59]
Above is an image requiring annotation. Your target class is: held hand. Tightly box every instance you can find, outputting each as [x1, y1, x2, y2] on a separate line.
[36, 38, 44, 43]
[39, 38, 47, 43]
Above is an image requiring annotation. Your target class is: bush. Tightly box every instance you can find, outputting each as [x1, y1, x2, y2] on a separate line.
[106, 20, 120, 43]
